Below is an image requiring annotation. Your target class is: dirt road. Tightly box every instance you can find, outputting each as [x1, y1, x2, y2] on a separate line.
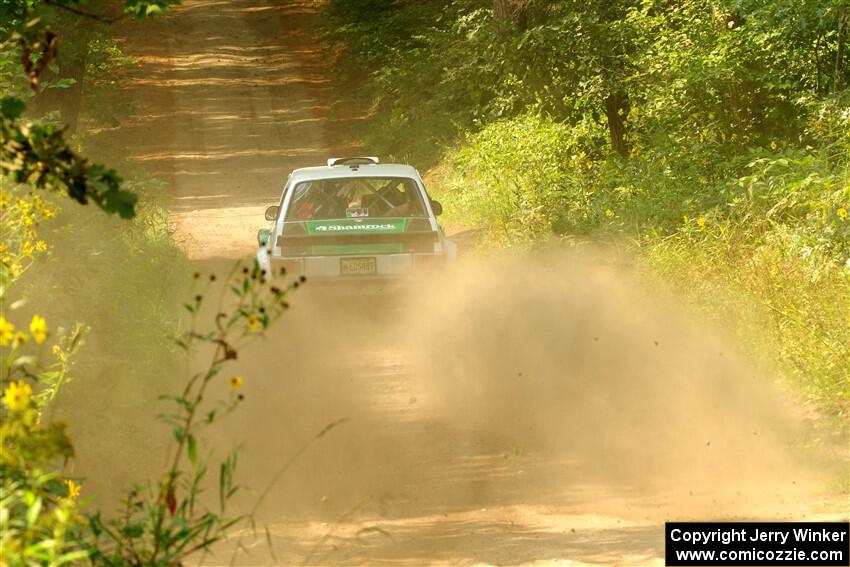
[102, 1, 848, 565]
[109, 0, 354, 258]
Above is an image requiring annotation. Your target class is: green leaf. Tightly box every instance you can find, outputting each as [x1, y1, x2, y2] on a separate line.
[1, 96, 26, 119]
[56, 550, 92, 564]
[98, 187, 138, 219]
[42, 78, 77, 89]
[187, 434, 197, 465]
[120, 523, 145, 538]
[159, 394, 192, 412]
[26, 496, 43, 525]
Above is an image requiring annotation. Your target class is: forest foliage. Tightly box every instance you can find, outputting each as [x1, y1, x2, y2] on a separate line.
[324, 0, 850, 413]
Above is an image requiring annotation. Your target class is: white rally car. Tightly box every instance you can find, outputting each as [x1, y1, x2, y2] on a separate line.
[257, 157, 456, 287]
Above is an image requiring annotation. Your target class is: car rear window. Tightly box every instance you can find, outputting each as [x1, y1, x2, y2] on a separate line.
[285, 177, 428, 221]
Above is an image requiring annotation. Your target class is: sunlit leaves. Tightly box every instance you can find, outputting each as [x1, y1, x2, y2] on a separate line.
[0, 0, 186, 220]
[0, 96, 138, 218]
[124, 0, 182, 18]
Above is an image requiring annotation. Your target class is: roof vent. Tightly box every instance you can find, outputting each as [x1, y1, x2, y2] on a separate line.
[327, 156, 380, 167]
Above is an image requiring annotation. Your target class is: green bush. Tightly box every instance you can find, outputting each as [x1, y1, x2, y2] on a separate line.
[430, 109, 849, 414]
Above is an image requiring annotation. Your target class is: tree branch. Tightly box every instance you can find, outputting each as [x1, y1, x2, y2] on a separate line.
[42, 0, 122, 24]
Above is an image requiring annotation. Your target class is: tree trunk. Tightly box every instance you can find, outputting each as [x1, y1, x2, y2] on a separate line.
[37, 48, 88, 135]
[493, 0, 512, 20]
[835, 9, 847, 93]
[34, 0, 117, 135]
[604, 91, 629, 157]
[814, 33, 823, 97]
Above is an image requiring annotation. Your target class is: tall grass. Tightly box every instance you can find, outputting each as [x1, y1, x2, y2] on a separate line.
[430, 112, 850, 416]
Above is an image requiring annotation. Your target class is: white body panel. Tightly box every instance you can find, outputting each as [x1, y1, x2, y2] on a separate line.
[256, 161, 455, 281]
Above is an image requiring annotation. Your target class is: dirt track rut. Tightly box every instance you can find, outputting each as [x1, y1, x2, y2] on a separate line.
[112, 0, 352, 258]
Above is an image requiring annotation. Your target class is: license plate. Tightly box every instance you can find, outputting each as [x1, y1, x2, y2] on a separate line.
[340, 257, 376, 276]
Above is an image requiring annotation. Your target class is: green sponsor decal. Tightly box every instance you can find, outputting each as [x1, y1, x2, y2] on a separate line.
[312, 243, 404, 255]
[304, 218, 408, 235]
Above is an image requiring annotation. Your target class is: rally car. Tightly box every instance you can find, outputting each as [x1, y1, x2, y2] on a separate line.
[256, 157, 456, 287]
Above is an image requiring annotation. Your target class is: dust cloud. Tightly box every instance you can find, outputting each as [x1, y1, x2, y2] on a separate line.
[406, 250, 827, 488]
[41, 240, 846, 564]
[211, 246, 841, 531]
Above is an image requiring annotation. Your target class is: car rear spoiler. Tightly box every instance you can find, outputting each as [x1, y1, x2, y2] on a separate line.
[327, 157, 380, 167]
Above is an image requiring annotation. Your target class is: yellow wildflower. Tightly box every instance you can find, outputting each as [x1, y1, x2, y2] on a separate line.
[229, 376, 244, 389]
[245, 316, 261, 332]
[770, 141, 778, 151]
[838, 207, 848, 220]
[0, 317, 14, 346]
[65, 479, 81, 500]
[3, 380, 32, 412]
[696, 217, 706, 228]
[29, 315, 47, 343]
[35, 240, 47, 252]
[11, 332, 28, 349]
[605, 209, 615, 218]
[22, 241, 33, 257]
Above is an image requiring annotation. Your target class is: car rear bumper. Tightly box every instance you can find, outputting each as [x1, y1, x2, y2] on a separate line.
[299, 276, 408, 297]
[262, 252, 446, 276]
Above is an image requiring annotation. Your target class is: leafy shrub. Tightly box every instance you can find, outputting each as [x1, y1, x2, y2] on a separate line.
[1, 311, 87, 567]
[431, 108, 849, 414]
[433, 113, 590, 243]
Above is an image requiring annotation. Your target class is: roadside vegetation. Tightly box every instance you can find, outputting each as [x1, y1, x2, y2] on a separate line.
[323, 0, 850, 417]
[1, 1, 303, 564]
